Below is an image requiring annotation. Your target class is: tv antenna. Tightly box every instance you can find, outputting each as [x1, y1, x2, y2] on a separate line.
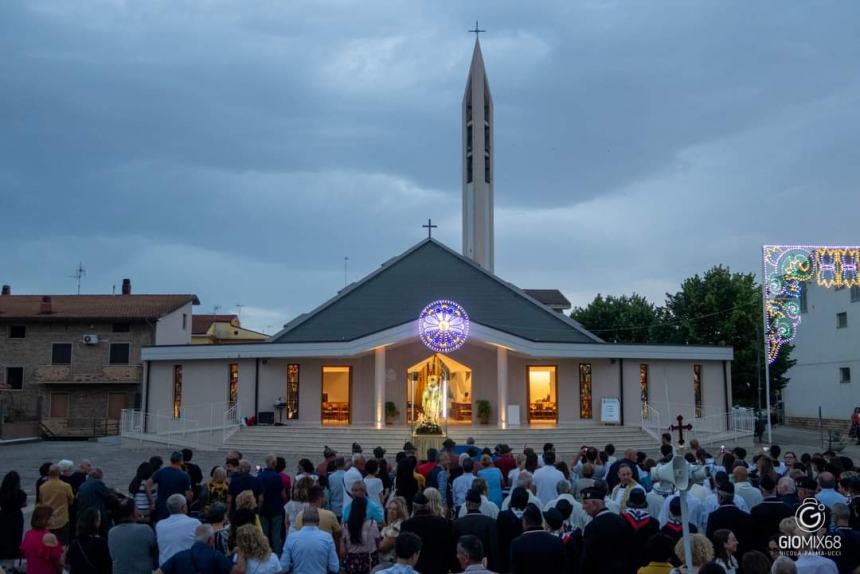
[344, 256, 349, 287]
[235, 303, 245, 319]
[70, 262, 86, 295]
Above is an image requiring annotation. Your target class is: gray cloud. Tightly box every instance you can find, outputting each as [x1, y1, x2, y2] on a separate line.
[1, 0, 859, 332]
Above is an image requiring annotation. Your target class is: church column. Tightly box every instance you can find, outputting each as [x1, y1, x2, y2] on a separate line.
[497, 347, 508, 427]
[374, 347, 386, 428]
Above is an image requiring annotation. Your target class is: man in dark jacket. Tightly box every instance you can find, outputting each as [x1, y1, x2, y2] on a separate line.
[496, 487, 527, 573]
[454, 489, 499, 571]
[750, 475, 793, 552]
[580, 486, 633, 574]
[400, 493, 457, 574]
[510, 504, 566, 574]
[621, 489, 659, 570]
[706, 482, 753, 558]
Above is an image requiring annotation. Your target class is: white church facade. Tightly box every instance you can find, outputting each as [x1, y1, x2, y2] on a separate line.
[139, 38, 734, 438]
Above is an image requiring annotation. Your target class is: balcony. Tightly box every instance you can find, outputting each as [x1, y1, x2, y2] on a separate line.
[34, 365, 143, 384]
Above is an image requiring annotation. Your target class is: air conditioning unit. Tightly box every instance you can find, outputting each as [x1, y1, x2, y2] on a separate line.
[83, 334, 99, 345]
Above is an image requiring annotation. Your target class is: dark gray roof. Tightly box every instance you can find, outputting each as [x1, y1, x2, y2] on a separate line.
[272, 239, 601, 344]
[523, 289, 571, 309]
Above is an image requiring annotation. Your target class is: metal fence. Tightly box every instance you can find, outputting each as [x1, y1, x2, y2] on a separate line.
[120, 400, 241, 450]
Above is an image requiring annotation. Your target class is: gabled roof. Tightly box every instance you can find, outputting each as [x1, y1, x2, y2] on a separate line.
[271, 239, 602, 344]
[0, 294, 199, 321]
[523, 289, 571, 310]
[192, 314, 239, 335]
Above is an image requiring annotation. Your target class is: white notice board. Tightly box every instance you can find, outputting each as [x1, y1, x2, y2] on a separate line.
[601, 398, 621, 424]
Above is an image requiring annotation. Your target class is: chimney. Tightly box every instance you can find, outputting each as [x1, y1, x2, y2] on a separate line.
[40, 295, 52, 314]
[121, 278, 131, 296]
[1, 285, 9, 296]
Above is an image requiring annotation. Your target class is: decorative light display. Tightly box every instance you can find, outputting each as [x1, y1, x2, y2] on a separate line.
[418, 300, 470, 353]
[763, 245, 860, 363]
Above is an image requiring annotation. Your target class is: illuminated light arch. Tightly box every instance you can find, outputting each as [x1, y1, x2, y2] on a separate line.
[763, 245, 860, 364]
[418, 300, 470, 353]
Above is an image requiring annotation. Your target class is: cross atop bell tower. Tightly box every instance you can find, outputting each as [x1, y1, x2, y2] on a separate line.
[462, 24, 494, 273]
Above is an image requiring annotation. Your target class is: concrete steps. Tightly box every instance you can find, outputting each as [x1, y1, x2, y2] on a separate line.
[224, 423, 658, 460]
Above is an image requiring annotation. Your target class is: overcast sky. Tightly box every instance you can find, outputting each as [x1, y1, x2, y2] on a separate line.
[2, 1, 859, 334]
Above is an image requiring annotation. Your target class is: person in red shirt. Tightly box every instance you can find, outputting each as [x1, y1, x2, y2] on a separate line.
[417, 449, 439, 478]
[316, 447, 336, 478]
[493, 445, 517, 486]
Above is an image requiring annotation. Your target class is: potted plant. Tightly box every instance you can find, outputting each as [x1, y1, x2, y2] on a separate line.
[477, 400, 491, 425]
[385, 401, 399, 425]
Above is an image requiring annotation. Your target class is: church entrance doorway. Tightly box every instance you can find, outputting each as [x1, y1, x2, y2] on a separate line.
[527, 365, 558, 423]
[407, 354, 472, 425]
[321, 366, 351, 425]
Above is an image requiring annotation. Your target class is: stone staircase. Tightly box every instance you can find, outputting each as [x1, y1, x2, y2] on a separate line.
[224, 423, 659, 460]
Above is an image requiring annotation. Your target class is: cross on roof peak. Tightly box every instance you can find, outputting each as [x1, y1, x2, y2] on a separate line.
[468, 20, 486, 40]
[422, 218, 438, 239]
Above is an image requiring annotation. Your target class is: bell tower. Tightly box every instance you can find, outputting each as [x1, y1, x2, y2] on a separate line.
[462, 30, 494, 273]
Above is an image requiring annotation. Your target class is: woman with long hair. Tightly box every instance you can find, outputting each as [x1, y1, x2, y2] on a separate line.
[234, 524, 280, 574]
[20, 507, 63, 574]
[128, 461, 153, 521]
[66, 508, 111, 574]
[524, 451, 539, 474]
[711, 529, 739, 574]
[285, 476, 314, 535]
[376, 496, 408, 570]
[341, 496, 380, 574]
[422, 488, 445, 517]
[0, 471, 26, 567]
[207, 466, 229, 511]
[394, 460, 418, 512]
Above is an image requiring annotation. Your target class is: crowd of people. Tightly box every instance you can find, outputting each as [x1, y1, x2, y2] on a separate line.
[0, 435, 858, 574]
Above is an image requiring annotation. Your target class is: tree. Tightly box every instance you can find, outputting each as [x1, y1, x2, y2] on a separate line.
[655, 265, 795, 407]
[570, 293, 659, 344]
[571, 266, 795, 408]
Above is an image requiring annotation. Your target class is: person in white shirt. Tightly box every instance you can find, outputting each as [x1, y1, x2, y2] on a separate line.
[342, 454, 364, 504]
[456, 479, 499, 519]
[155, 493, 201, 566]
[732, 467, 763, 509]
[362, 459, 385, 508]
[452, 458, 477, 509]
[532, 451, 566, 505]
[501, 471, 541, 510]
[543, 481, 589, 530]
[609, 465, 645, 510]
[658, 491, 706, 530]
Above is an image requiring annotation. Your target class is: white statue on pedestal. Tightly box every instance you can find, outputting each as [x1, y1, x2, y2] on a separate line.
[421, 375, 443, 425]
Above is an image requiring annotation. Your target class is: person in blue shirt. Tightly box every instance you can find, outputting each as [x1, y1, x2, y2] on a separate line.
[156, 523, 241, 574]
[147, 452, 192, 522]
[280, 507, 340, 574]
[376, 532, 422, 574]
[342, 481, 384, 524]
[815, 472, 848, 509]
[476, 455, 503, 507]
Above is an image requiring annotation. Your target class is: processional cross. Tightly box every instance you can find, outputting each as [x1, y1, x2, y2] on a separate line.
[422, 218, 438, 238]
[468, 20, 486, 39]
[670, 414, 693, 446]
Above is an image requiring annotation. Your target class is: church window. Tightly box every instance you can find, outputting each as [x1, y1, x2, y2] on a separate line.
[799, 287, 808, 313]
[528, 366, 557, 423]
[484, 124, 490, 153]
[467, 125, 473, 153]
[466, 103, 472, 123]
[287, 363, 300, 420]
[228, 363, 239, 409]
[484, 156, 490, 183]
[173, 365, 182, 418]
[837, 312, 848, 328]
[467, 155, 473, 183]
[851, 285, 860, 302]
[693, 364, 703, 418]
[640, 364, 649, 418]
[840, 367, 851, 384]
[579, 363, 592, 419]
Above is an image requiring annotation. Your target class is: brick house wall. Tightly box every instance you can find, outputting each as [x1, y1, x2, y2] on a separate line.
[0, 321, 154, 425]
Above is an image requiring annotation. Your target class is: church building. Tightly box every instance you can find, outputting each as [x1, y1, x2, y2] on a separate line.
[139, 37, 733, 437]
